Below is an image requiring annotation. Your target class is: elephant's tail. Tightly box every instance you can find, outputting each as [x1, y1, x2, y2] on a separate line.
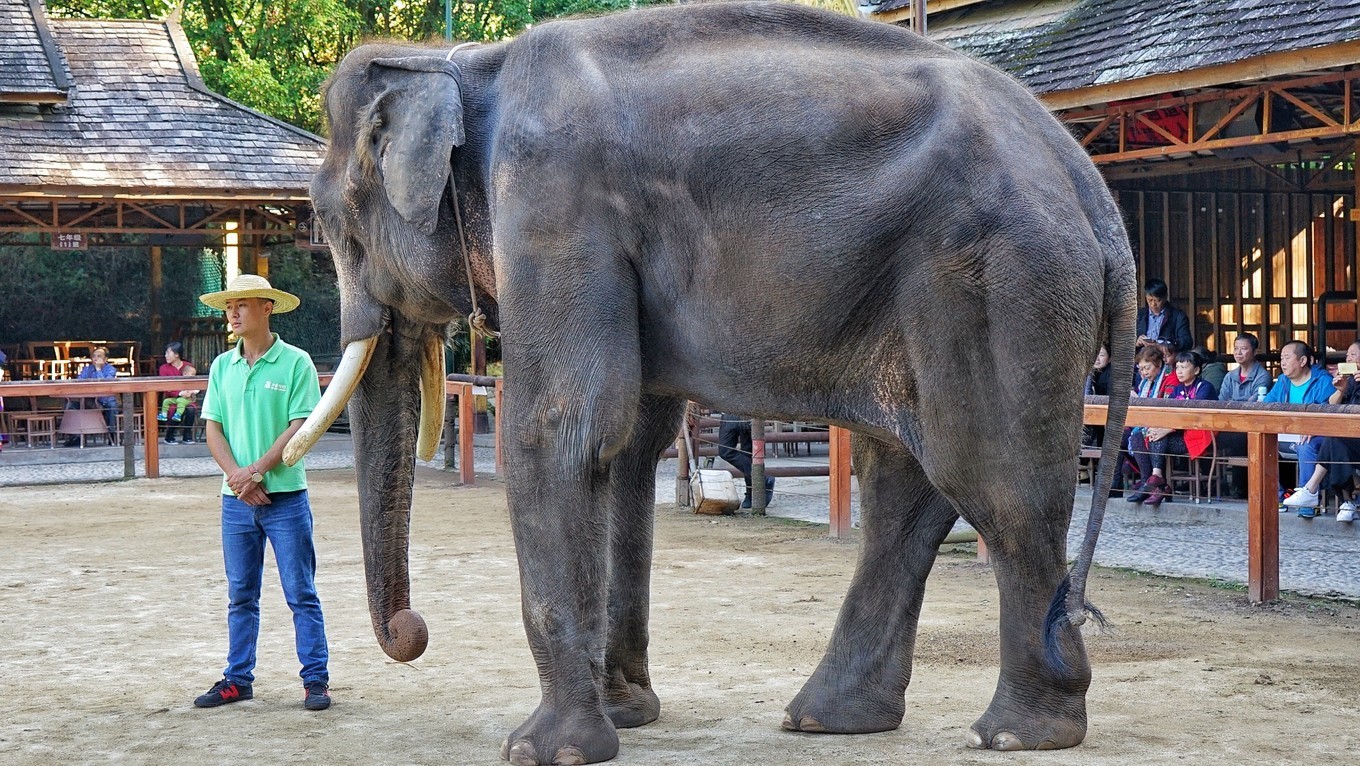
[1042, 209, 1138, 674]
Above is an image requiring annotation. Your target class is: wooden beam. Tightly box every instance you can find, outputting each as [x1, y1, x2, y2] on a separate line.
[871, 0, 987, 25]
[1042, 39, 1360, 112]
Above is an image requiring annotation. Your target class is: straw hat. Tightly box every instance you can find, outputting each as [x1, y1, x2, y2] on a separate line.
[199, 274, 300, 314]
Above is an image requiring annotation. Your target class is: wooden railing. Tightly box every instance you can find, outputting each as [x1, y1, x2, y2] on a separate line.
[0, 374, 501, 485]
[1084, 396, 1360, 602]
[7, 378, 1349, 603]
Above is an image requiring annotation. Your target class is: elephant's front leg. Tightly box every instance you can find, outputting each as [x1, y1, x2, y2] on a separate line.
[500, 404, 624, 766]
[496, 274, 647, 763]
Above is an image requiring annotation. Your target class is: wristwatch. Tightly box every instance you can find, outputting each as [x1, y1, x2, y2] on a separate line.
[249, 465, 265, 483]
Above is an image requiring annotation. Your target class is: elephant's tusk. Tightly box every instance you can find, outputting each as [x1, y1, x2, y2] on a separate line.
[416, 334, 445, 462]
[283, 336, 378, 466]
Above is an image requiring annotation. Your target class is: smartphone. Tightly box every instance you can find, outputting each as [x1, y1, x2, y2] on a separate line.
[1339, 363, 1358, 376]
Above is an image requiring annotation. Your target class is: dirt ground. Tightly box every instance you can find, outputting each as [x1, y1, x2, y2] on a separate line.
[2, 468, 1359, 766]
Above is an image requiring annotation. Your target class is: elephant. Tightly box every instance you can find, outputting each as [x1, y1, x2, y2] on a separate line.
[286, 2, 1136, 764]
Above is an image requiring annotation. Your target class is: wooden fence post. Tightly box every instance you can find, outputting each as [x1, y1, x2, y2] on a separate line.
[1247, 431, 1280, 602]
[142, 390, 159, 478]
[459, 383, 475, 486]
[828, 426, 852, 538]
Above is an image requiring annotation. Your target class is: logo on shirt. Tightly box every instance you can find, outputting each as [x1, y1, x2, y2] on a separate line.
[264, 381, 289, 392]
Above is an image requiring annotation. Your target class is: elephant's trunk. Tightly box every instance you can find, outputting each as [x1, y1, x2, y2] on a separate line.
[348, 321, 439, 662]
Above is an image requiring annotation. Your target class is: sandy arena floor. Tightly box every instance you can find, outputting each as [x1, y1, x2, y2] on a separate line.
[2, 468, 1358, 765]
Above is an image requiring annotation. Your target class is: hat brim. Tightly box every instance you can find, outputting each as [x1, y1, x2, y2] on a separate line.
[199, 287, 300, 314]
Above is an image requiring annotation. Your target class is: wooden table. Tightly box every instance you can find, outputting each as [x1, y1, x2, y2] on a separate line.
[58, 408, 113, 447]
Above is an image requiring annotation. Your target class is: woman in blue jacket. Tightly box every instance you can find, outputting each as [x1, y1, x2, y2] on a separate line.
[1264, 341, 1333, 510]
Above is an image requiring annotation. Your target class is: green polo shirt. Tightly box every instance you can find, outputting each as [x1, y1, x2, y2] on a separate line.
[201, 333, 320, 496]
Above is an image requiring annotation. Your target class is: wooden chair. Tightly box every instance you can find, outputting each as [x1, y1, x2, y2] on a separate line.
[16, 413, 57, 449]
[114, 412, 145, 446]
[1165, 434, 1227, 503]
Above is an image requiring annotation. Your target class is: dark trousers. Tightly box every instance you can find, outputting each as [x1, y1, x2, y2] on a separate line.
[1316, 436, 1360, 493]
[717, 414, 754, 494]
[164, 405, 198, 441]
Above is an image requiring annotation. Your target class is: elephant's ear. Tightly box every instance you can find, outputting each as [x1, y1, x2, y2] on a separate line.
[365, 57, 467, 236]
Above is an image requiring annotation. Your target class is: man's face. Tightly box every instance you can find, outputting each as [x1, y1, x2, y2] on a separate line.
[1279, 345, 1307, 378]
[1346, 343, 1360, 365]
[1146, 294, 1165, 314]
[225, 297, 272, 337]
[1233, 338, 1255, 366]
[1175, 360, 1199, 385]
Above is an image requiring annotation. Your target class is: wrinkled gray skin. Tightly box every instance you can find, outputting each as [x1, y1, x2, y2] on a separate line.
[313, 3, 1136, 764]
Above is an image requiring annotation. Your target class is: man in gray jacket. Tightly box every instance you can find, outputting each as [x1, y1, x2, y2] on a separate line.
[1216, 333, 1273, 496]
[1218, 333, 1273, 403]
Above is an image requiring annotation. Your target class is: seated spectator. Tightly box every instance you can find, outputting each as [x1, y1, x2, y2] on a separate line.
[1193, 344, 1228, 392]
[1127, 352, 1216, 506]
[158, 341, 199, 444]
[65, 346, 119, 447]
[1282, 339, 1360, 521]
[1121, 346, 1173, 496]
[1214, 333, 1273, 496]
[1082, 345, 1111, 447]
[1154, 339, 1180, 397]
[1264, 340, 1334, 512]
[1218, 333, 1272, 404]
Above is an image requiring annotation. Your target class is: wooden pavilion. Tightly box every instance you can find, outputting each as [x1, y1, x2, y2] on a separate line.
[874, 0, 1360, 358]
[0, 0, 325, 373]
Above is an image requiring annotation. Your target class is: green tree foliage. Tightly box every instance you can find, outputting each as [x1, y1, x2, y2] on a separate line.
[47, 0, 676, 134]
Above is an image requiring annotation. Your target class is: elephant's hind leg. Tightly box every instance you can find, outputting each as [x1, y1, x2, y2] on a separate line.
[783, 435, 959, 734]
[961, 467, 1090, 751]
[602, 394, 686, 729]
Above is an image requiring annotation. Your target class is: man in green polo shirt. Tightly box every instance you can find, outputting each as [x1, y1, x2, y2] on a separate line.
[191, 274, 331, 712]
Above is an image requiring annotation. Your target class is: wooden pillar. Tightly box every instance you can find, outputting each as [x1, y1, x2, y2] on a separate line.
[459, 383, 475, 485]
[977, 538, 991, 565]
[149, 245, 164, 353]
[252, 236, 268, 278]
[494, 379, 503, 476]
[122, 392, 136, 479]
[750, 418, 767, 515]
[828, 426, 852, 538]
[1246, 431, 1280, 602]
[142, 390, 159, 478]
[472, 334, 489, 433]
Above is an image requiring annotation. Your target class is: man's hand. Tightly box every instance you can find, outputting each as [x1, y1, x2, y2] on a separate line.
[225, 465, 257, 497]
[238, 483, 272, 507]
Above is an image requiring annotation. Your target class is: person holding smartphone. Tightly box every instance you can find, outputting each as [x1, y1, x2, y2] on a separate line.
[1282, 339, 1360, 520]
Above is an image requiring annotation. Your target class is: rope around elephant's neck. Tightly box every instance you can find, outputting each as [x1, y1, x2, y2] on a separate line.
[448, 171, 499, 340]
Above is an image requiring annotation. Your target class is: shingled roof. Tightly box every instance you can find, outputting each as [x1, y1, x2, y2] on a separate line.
[0, 3, 324, 199]
[0, 0, 69, 103]
[886, 0, 1360, 98]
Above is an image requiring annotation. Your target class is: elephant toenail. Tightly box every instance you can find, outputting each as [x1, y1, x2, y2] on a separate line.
[992, 732, 1024, 750]
[965, 729, 986, 749]
[553, 746, 586, 765]
[501, 738, 511, 761]
[781, 713, 797, 731]
[508, 740, 540, 766]
[798, 715, 825, 732]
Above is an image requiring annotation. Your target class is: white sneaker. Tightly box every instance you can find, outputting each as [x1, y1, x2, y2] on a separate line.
[1283, 487, 1320, 508]
[1337, 502, 1356, 523]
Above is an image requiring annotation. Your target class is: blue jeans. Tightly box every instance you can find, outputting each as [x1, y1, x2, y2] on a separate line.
[221, 490, 329, 686]
[1281, 438, 1322, 487]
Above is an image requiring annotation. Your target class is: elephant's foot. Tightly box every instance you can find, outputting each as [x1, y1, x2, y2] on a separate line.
[781, 666, 905, 734]
[965, 693, 1087, 751]
[602, 676, 659, 729]
[501, 703, 619, 766]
